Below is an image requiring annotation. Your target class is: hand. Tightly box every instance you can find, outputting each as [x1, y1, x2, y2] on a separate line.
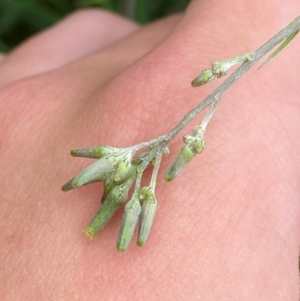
[1, 1, 299, 300]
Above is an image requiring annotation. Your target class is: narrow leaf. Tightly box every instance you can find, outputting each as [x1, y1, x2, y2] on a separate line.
[259, 30, 299, 69]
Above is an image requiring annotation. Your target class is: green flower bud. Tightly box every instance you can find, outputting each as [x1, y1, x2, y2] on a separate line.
[61, 178, 75, 192]
[85, 176, 135, 238]
[71, 155, 118, 188]
[164, 144, 197, 181]
[101, 171, 115, 203]
[140, 187, 151, 200]
[191, 69, 215, 87]
[117, 195, 141, 252]
[113, 161, 132, 184]
[70, 145, 114, 159]
[137, 189, 157, 246]
[62, 177, 99, 192]
[193, 138, 205, 154]
[101, 164, 137, 203]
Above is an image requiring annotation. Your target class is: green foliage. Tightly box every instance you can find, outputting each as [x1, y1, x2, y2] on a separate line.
[0, 0, 190, 52]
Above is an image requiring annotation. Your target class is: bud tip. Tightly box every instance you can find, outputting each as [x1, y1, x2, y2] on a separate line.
[61, 179, 74, 192]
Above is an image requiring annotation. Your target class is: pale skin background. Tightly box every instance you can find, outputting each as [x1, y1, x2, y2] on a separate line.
[0, 0, 299, 300]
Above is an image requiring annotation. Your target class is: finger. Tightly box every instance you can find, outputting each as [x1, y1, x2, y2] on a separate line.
[0, 9, 138, 87]
[0, 14, 183, 140]
[0, 14, 182, 100]
[52, 13, 183, 91]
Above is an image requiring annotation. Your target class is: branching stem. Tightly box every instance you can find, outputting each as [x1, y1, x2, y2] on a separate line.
[165, 16, 300, 142]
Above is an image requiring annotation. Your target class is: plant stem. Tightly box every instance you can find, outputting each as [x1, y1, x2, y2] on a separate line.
[165, 16, 300, 142]
[149, 153, 163, 189]
[200, 96, 220, 132]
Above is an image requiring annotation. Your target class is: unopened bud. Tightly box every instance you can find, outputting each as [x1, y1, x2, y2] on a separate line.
[193, 138, 205, 154]
[140, 187, 151, 200]
[137, 189, 157, 246]
[71, 145, 114, 159]
[101, 172, 115, 203]
[85, 176, 135, 238]
[117, 195, 141, 252]
[71, 156, 118, 188]
[114, 161, 131, 184]
[61, 178, 75, 192]
[191, 69, 215, 87]
[164, 145, 197, 181]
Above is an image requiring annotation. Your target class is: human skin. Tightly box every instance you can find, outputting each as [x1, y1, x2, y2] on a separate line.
[0, 0, 299, 300]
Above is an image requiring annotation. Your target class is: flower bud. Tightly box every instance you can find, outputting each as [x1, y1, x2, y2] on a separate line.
[117, 195, 141, 252]
[70, 145, 114, 159]
[164, 144, 197, 181]
[71, 155, 118, 188]
[102, 164, 137, 203]
[61, 178, 75, 192]
[113, 161, 132, 184]
[101, 172, 115, 203]
[137, 189, 157, 246]
[193, 138, 205, 154]
[191, 69, 215, 87]
[139, 187, 150, 200]
[85, 176, 135, 238]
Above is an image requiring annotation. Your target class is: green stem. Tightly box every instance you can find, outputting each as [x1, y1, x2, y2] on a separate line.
[200, 96, 220, 132]
[149, 152, 163, 190]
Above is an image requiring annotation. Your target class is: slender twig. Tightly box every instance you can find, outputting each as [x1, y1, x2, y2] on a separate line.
[165, 16, 300, 142]
[149, 153, 163, 190]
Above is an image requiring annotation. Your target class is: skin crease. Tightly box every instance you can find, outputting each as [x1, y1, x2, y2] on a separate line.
[0, 0, 300, 300]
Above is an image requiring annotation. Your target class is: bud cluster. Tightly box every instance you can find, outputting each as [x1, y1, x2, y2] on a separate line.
[62, 143, 162, 251]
